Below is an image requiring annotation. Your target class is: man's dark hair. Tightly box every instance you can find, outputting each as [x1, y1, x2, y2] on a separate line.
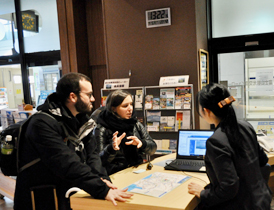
[56, 73, 91, 103]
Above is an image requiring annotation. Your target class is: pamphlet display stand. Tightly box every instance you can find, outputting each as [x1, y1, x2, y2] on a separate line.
[144, 85, 194, 155]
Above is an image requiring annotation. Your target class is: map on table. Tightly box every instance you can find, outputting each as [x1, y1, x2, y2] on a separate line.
[124, 172, 191, 198]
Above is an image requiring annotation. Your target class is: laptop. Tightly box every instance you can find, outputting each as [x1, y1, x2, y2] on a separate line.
[164, 129, 214, 172]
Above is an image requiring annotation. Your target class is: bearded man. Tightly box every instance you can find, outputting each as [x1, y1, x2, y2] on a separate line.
[14, 73, 132, 210]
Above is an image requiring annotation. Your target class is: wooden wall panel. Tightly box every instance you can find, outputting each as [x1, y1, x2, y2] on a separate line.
[91, 65, 108, 108]
[86, 0, 108, 109]
[101, 0, 206, 128]
[195, 0, 209, 129]
[103, 0, 198, 87]
[57, 0, 89, 75]
[56, 0, 71, 74]
[72, 0, 89, 75]
[86, 0, 107, 66]
[58, 0, 207, 126]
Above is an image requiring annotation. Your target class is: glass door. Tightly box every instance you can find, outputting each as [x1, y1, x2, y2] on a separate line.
[218, 49, 274, 136]
[0, 64, 24, 109]
[28, 65, 60, 107]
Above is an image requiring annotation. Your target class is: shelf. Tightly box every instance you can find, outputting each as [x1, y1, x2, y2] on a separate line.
[155, 149, 176, 154]
[148, 131, 177, 133]
[145, 108, 191, 111]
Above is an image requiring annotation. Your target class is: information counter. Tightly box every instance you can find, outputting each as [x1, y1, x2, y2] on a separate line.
[1, 153, 274, 206]
[70, 153, 274, 210]
[70, 154, 208, 210]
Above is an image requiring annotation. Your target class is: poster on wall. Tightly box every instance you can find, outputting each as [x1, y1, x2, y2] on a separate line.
[199, 49, 209, 90]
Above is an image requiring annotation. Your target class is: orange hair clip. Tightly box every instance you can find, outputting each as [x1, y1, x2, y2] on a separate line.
[218, 96, 236, 108]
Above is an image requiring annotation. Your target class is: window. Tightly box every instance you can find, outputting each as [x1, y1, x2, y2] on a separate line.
[211, 0, 274, 38]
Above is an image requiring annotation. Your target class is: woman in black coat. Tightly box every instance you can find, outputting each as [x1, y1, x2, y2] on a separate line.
[188, 83, 271, 210]
[94, 90, 157, 175]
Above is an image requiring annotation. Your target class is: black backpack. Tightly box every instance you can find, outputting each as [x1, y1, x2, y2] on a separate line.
[0, 115, 31, 176]
[0, 111, 79, 176]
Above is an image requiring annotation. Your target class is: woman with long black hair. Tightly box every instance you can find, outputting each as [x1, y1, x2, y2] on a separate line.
[188, 83, 271, 210]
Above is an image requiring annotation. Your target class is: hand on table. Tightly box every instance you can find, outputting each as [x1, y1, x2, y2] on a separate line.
[188, 182, 203, 198]
[105, 188, 133, 206]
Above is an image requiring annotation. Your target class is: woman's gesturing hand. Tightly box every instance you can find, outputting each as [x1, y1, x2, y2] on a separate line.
[112, 131, 126, 150]
[105, 188, 133, 206]
[126, 136, 142, 148]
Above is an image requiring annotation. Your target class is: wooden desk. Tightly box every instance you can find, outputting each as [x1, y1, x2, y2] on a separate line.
[71, 153, 209, 210]
[267, 153, 274, 165]
[0, 172, 15, 200]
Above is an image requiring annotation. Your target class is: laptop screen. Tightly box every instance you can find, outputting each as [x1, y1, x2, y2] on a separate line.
[177, 130, 214, 159]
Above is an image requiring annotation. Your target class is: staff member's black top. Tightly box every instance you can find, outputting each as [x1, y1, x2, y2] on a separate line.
[200, 120, 271, 210]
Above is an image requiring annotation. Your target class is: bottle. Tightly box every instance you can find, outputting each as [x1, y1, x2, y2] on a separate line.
[1, 135, 13, 155]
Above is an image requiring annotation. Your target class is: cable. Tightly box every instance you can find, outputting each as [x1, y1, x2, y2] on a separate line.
[181, 171, 208, 185]
[164, 160, 208, 185]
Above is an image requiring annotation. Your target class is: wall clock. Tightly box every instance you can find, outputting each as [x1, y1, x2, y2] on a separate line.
[22, 11, 38, 32]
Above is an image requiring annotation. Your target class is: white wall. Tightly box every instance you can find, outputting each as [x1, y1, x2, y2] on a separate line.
[212, 0, 274, 37]
[219, 52, 245, 85]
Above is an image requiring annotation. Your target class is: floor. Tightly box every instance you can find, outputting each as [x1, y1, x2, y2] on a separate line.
[0, 196, 13, 210]
[1, 195, 274, 210]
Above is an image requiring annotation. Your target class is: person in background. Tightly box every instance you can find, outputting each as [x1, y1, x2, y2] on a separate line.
[14, 73, 132, 210]
[94, 89, 157, 175]
[188, 83, 271, 210]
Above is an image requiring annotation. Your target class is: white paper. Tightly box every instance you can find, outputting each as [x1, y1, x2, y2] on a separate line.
[103, 78, 130, 89]
[159, 75, 189, 87]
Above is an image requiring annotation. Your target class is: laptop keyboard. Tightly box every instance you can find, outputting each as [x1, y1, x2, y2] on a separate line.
[173, 159, 205, 166]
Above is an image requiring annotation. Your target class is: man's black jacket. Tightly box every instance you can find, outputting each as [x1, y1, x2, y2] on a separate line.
[14, 93, 110, 210]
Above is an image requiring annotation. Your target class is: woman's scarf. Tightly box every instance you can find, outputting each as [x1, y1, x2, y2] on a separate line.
[97, 109, 137, 135]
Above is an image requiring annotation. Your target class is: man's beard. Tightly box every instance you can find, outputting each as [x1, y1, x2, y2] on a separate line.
[75, 97, 92, 115]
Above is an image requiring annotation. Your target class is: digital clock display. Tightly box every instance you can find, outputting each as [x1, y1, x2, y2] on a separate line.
[148, 9, 169, 20]
[146, 8, 171, 28]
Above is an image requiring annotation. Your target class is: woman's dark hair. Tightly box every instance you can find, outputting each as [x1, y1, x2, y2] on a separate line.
[105, 90, 132, 113]
[56, 73, 91, 103]
[197, 83, 244, 156]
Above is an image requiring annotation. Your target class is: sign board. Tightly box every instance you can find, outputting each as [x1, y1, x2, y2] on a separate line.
[159, 75, 189, 87]
[103, 78, 130, 89]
